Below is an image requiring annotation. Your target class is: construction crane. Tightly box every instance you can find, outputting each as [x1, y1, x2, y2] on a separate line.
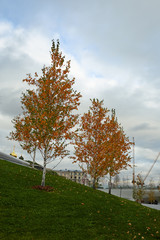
[137, 152, 160, 187]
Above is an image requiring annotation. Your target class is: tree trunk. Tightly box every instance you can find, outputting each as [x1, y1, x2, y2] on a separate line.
[108, 174, 112, 194]
[41, 153, 47, 187]
[92, 178, 96, 189]
[32, 146, 36, 168]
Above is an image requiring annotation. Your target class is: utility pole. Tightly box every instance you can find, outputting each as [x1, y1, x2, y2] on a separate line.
[132, 137, 136, 199]
[132, 137, 136, 187]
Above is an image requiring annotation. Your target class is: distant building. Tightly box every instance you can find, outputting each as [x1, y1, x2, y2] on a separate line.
[55, 169, 90, 186]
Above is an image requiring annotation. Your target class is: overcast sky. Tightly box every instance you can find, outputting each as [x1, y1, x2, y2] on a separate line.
[1, 0, 160, 185]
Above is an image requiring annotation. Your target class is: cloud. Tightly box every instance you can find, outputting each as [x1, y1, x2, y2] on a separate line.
[0, 20, 51, 64]
[0, 88, 22, 117]
[131, 123, 156, 132]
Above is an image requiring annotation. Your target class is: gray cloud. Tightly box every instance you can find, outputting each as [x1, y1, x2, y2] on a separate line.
[131, 123, 156, 132]
[0, 88, 22, 117]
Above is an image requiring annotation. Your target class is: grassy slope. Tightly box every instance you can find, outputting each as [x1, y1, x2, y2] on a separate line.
[0, 160, 160, 240]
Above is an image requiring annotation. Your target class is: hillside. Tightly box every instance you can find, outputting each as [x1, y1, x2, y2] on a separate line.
[0, 159, 160, 240]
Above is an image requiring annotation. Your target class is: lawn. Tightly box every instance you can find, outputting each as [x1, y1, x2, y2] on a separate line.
[0, 159, 160, 240]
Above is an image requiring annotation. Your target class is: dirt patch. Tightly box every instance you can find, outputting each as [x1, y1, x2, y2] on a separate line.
[32, 185, 54, 192]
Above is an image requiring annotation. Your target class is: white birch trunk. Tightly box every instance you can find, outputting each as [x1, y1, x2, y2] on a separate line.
[41, 151, 47, 187]
[32, 146, 36, 168]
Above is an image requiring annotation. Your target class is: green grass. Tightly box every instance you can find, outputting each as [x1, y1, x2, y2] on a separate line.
[0, 160, 160, 240]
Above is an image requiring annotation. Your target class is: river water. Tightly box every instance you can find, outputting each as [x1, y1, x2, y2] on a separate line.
[100, 188, 134, 200]
[99, 188, 160, 210]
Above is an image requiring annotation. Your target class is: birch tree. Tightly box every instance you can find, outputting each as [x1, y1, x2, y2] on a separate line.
[9, 40, 81, 186]
[72, 99, 131, 189]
